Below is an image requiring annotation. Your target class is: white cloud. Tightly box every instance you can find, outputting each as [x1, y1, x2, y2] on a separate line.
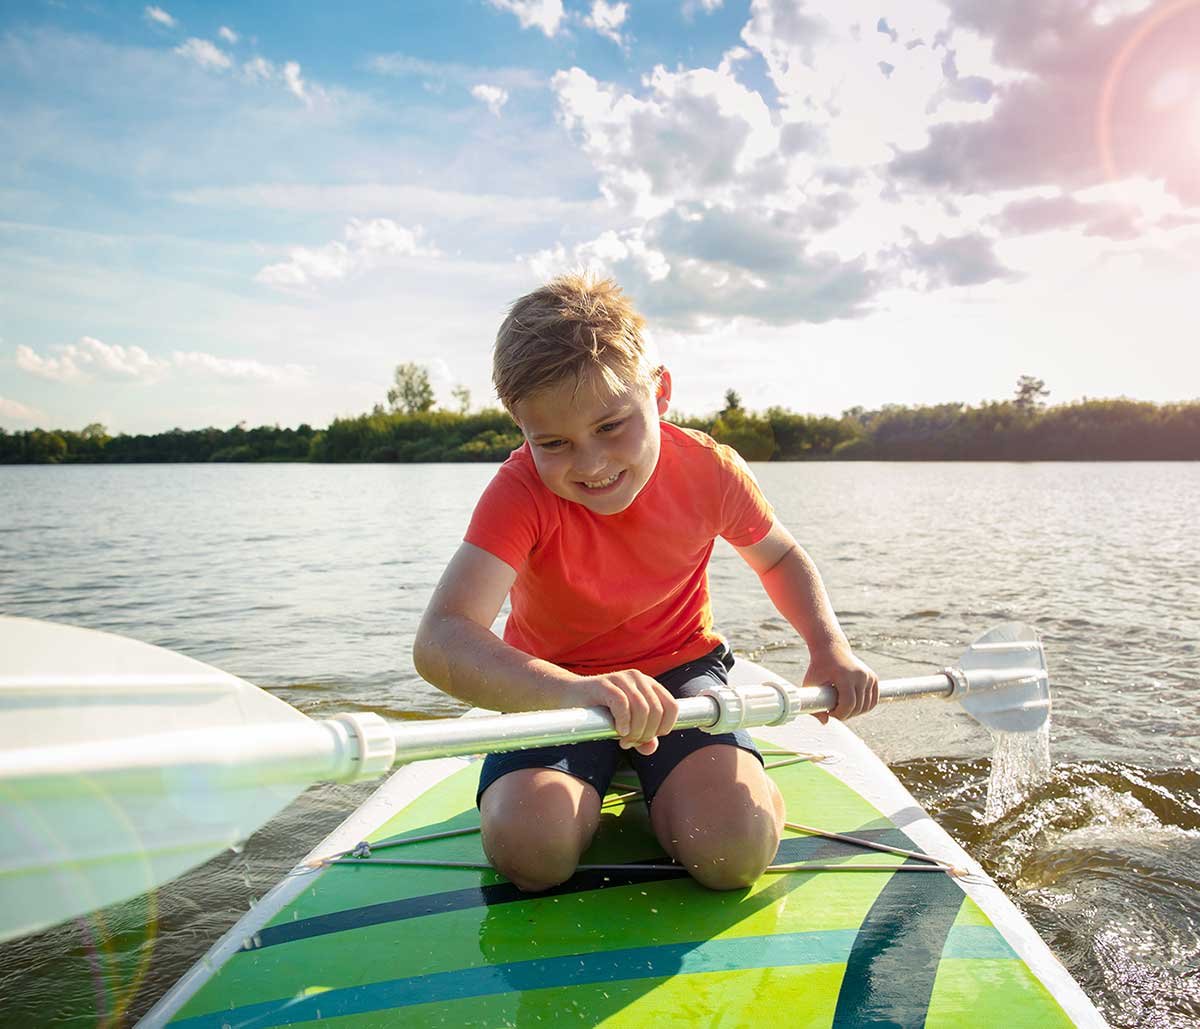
[171, 352, 308, 383]
[554, 64, 780, 218]
[218, 26, 239, 44]
[739, 0, 995, 165]
[16, 344, 83, 382]
[232, 55, 323, 105]
[144, 6, 176, 29]
[242, 56, 274, 82]
[174, 38, 231, 71]
[471, 83, 509, 115]
[485, 0, 564, 37]
[545, 26, 1031, 330]
[530, 219, 879, 329]
[1090, 0, 1155, 26]
[343, 218, 436, 255]
[584, 1, 628, 47]
[531, 228, 670, 284]
[282, 61, 307, 102]
[164, 34, 316, 106]
[0, 395, 43, 425]
[16, 338, 169, 383]
[15, 339, 309, 387]
[255, 218, 441, 288]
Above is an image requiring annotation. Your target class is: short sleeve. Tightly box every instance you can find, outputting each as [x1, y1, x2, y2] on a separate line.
[716, 446, 775, 547]
[464, 457, 545, 573]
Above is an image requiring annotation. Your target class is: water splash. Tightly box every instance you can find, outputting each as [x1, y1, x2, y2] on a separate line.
[983, 719, 1052, 822]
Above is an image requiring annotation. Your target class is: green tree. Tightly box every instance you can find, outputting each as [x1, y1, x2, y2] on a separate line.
[387, 363, 436, 414]
[75, 422, 111, 462]
[1014, 375, 1049, 412]
[711, 408, 775, 461]
[451, 384, 471, 415]
[723, 389, 742, 413]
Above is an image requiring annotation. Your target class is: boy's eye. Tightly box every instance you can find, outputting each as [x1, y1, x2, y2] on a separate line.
[539, 439, 567, 450]
[598, 420, 624, 434]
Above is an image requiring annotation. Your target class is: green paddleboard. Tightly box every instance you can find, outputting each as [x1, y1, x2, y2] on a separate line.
[142, 661, 1104, 1028]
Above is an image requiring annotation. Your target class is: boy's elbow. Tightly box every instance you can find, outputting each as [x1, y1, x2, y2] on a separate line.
[411, 615, 443, 685]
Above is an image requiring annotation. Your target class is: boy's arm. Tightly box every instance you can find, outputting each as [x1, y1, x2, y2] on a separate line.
[412, 542, 678, 752]
[734, 520, 878, 722]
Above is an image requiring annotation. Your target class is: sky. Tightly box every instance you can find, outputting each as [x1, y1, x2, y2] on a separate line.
[1, 0, 1199, 434]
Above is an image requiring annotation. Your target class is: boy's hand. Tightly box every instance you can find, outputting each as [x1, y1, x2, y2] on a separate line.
[564, 671, 679, 755]
[804, 645, 879, 724]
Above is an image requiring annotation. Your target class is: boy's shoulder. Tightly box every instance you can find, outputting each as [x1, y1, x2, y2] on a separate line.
[661, 420, 722, 452]
[492, 440, 541, 491]
[660, 421, 746, 473]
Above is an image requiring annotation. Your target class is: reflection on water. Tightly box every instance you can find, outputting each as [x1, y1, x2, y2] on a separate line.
[1, 461, 1197, 1027]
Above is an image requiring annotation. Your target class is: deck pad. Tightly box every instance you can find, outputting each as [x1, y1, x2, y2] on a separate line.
[162, 745, 1075, 1028]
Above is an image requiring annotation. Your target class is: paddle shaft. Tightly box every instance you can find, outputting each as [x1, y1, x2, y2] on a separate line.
[1, 666, 1048, 789]
[390, 659, 1049, 765]
[386, 673, 965, 763]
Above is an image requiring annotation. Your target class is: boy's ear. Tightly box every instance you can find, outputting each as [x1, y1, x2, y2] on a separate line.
[655, 367, 672, 416]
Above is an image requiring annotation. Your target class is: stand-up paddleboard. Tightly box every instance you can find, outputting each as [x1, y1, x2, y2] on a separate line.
[141, 658, 1105, 1028]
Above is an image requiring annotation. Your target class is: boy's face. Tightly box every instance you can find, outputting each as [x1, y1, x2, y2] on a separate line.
[513, 368, 672, 516]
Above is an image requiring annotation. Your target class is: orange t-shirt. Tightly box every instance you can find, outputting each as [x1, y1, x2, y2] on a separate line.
[464, 421, 774, 677]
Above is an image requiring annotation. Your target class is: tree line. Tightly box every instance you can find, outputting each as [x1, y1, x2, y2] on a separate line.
[2, 371, 1196, 463]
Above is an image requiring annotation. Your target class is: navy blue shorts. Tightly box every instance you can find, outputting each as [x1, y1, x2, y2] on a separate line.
[476, 643, 763, 809]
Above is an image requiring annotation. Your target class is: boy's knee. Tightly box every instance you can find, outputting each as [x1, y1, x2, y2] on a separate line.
[678, 836, 776, 890]
[671, 801, 782, 891]
[483, 827, 582, 892]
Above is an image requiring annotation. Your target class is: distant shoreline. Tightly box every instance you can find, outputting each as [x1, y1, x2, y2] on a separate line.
[3, 397, 1197, 463]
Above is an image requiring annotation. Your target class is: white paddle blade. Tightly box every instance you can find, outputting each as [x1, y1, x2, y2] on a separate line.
[959, 622, 1051, 734]
[0, 617, 315, 943]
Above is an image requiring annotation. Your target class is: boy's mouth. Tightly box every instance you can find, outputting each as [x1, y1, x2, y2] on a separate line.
[578, 470, 623, 491]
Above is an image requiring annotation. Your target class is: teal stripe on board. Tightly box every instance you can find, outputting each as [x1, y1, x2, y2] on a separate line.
[172, 926, 1015, 1028]
[943, 926, 1016, 960]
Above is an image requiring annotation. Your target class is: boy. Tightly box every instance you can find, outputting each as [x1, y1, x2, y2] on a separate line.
[413, 274, 878, 894]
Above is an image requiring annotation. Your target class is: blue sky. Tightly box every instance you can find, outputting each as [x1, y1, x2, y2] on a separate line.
[2, 0, 1198, 433]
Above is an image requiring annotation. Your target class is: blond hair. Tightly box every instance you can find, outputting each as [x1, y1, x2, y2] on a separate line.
[493, 273, 655, 411]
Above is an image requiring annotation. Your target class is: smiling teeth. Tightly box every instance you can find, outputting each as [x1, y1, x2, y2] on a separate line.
[582, 472, 620, 489]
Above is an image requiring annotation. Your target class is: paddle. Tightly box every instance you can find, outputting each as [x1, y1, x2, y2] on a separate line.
[0, 616, 1048, 943]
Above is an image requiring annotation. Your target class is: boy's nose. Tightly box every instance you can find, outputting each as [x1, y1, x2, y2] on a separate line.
[571, 446, 607, 479]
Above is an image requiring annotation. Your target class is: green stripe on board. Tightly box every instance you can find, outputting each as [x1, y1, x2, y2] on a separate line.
[171, 926, 1017, 1029]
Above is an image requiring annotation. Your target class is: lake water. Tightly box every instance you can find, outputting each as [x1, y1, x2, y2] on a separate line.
[1, 461, 1197, 1026]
